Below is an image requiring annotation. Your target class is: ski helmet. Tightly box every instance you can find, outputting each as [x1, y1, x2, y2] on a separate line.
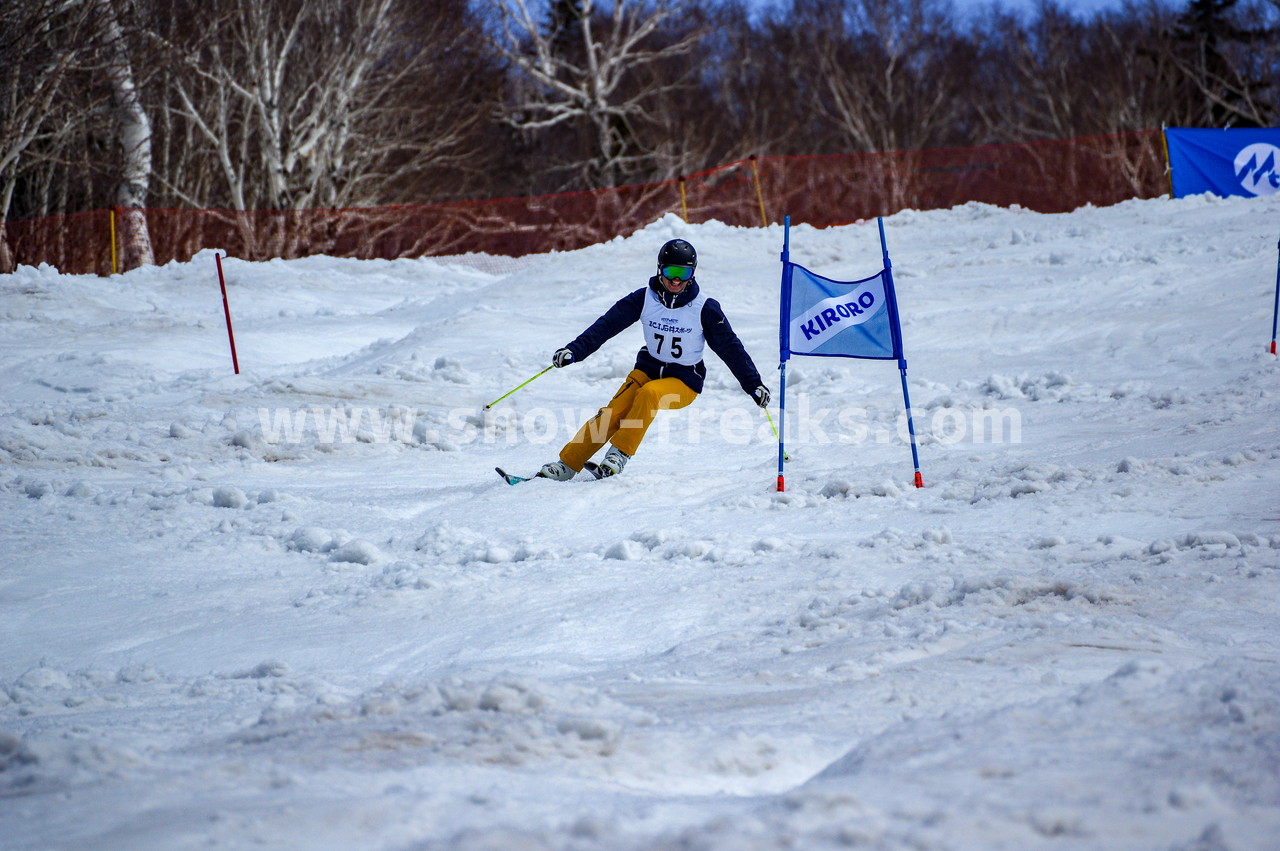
[657, 239, 697, 271]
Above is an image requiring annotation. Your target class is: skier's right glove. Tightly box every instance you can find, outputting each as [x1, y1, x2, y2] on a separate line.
[552, 347, 574, 368]
[752, 385, 771, 408]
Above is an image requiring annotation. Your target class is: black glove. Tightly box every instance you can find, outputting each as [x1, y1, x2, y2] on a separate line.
[752, 385, 771, 408]
[552, 347, 574, 368]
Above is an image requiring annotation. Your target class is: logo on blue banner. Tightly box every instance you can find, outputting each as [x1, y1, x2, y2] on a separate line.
[1235, 143, 1280, 197]
[1166, 128, 1280, 199]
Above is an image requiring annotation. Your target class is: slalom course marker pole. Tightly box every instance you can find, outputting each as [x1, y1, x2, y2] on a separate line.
[1271, 234, 1278, 356]
[899, 367, 923, 489]
[215, 252, 240, 375]
[776, 365, 788, 492]
[484, 366, 553, 410]
[776, 215, 792, 492]
[879, 218, 923, 488]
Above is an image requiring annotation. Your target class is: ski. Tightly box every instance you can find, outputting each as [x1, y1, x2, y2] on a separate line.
[495, 466, 536, 485]
[496, 463, 612, 484]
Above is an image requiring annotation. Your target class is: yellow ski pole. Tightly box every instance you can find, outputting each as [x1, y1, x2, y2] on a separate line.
[764, 408, 790, 461]
[484, 366, 553, 410]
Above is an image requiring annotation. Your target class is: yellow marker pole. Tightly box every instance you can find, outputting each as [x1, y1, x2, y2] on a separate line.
[751, 156, 768, 227]
[109, 208, 118, 275]
[678, 176, 688, 222]
[1160, 125, 1174, 197]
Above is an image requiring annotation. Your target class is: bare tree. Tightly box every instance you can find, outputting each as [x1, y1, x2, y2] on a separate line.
[150, 0, 495, 212]
[970, 1, 1176, 143]
[798, 0, 977, 154]
[1159, 0, 1279, 127]
[487, 0, 702, 189]
[0, 0, 103, 271]
[650, 0, 818, 171]
[96, 0, 154, 268]
[1087, 3, 1186, 135]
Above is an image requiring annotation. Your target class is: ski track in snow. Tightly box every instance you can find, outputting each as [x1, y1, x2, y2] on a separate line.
[2, 196, 1280, 849]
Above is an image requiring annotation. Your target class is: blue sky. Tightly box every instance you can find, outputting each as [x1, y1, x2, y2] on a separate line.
[959, 0, 1139, 14]
[747, 0, 1158, 19]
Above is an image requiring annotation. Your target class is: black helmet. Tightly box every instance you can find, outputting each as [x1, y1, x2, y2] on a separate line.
[657, 238, 696, 270]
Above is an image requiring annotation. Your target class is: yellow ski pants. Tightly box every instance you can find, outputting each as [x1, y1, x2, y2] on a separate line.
[559, 368, 698, 470]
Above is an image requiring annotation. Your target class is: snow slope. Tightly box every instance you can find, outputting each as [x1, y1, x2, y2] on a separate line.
[2, 194, 1279, 850]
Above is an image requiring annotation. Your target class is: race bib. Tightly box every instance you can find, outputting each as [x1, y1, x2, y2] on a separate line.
[641, 289, 706, 365]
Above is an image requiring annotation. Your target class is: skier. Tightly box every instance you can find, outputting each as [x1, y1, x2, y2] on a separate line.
[537, 238, 771, 480]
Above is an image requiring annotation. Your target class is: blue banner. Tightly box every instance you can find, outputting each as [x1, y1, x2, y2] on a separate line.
[1165, 127, 1280, 199]
[781, 263, 900, 360]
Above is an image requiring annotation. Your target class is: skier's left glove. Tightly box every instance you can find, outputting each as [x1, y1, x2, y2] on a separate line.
[552, 348, 574, 368]
[752, 385, 771, 408]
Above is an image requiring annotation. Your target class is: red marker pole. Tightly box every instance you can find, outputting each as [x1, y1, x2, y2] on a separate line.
[215, 253, 240, 374]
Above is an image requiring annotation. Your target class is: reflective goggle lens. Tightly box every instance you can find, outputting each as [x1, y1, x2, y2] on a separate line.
[660, 264, 694, 282]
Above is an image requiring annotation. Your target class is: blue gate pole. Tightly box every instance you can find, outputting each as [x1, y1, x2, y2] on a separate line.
[1271, 235, 1279, 356]
[898, 366, 923, 489]
[777, 216, 792, 492]
[879, 217, 923, 488]
[777, 364, 788, 492]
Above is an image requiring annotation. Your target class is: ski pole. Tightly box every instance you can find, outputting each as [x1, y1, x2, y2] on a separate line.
[764, 407, 790, 461]
[484, 365, 553, 410]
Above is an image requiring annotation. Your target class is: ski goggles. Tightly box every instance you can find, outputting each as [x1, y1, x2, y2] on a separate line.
[659, 264, 694, 282]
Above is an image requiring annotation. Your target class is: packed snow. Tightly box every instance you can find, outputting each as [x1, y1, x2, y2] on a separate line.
[2, 194, 1279, 850]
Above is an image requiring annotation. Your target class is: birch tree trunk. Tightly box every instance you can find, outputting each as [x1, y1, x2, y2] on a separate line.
[99, 0, 154, 269]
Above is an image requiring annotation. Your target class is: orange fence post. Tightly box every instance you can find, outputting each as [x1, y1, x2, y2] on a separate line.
[1160, 124, 1175, 197]
[678, 176, 688, 222]
[750, 156, 768, 227]
[109, 208, 118, 275]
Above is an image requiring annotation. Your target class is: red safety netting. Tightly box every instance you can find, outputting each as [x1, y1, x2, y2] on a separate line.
[1, 130, 1166, 275]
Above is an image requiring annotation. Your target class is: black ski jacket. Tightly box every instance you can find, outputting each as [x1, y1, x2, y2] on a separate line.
[564, 278, 763, 395]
